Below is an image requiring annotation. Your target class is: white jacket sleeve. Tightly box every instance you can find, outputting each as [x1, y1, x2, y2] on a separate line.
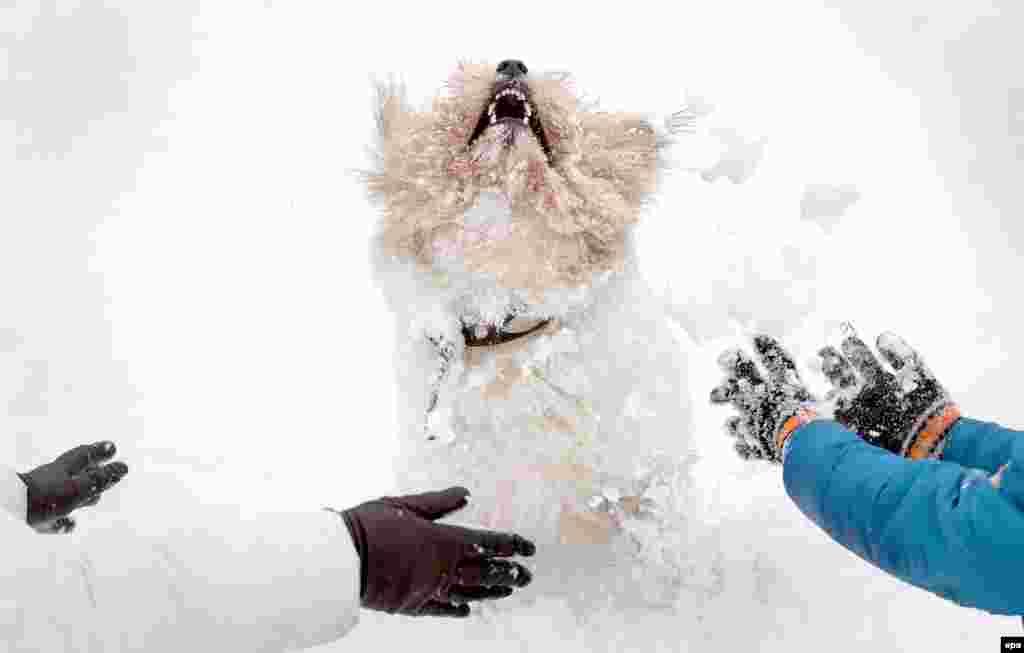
[0, 468, 361, 653]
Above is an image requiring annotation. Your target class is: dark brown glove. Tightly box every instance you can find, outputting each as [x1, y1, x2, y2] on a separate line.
[331, 486, 536, 617]
[710, 334, 819, 463]
[818, 328, 961, 459]
[19, 441, 129, 534]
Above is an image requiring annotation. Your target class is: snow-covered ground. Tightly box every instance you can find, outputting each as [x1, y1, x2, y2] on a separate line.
[2, 1, 1023, 650]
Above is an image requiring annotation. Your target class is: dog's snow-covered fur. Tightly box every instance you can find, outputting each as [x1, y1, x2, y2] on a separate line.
[355, 60, 719, 624]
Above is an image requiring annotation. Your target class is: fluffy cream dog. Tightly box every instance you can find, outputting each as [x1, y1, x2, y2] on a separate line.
[355, 59, 725, 632]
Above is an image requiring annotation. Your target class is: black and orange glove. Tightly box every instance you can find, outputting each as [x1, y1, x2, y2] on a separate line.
[710, 334, 820, 463]
[19, 441, 129, 534]
[818, 328, 960, 459]
[332, 486, 536, 618]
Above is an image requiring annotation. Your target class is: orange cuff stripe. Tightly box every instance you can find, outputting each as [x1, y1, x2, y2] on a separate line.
[907, 404, 961, 460]
[776, 408, 817, 451]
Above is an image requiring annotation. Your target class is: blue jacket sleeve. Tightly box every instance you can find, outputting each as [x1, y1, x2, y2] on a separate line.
[782, 419, 1024, 615]
[942, 416, 1024, 473]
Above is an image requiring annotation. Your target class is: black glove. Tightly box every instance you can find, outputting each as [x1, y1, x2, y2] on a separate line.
[818, 328, 960, 459]
[331, 486, 536, 617]
[710, 334, 819, 463]
[19, 441, 129, 534]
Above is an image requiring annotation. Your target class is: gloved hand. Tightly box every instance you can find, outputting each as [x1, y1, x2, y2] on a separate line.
[332, 486, 536, 617]
[19, 441, 129, 534]
[817, 328, 961, 459]
[710, 334, 819, 463]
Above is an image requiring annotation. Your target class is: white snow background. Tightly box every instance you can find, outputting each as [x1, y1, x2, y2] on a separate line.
[2, 0, 1023, 650]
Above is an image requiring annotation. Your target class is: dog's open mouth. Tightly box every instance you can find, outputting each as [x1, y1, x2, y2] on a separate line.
[463, 314, 552, 348]
[487, 83, 531, 127]
[466, 60, 553, 162]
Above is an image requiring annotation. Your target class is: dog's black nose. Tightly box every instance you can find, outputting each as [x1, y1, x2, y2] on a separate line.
[496, 59, 528, 78]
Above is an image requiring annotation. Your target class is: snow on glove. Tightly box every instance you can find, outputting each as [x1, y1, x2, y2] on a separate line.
[818, 328, 961, 459]
[333, 486, 536, 617]
[710, 334, 819, 463]
[19, 441, 129, 534]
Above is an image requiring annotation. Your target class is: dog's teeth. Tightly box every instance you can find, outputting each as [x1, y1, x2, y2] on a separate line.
[494, 89, 527, 102]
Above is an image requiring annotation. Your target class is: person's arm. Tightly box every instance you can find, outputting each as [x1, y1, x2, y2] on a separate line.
[783, 419, 1024, 615]
[711, 333, 1024, 616]
[0, 497, 361, 653]
[942, 418, 1022, 473]
[942, 417, 1024, 513]
[2, 442, 128, 534]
